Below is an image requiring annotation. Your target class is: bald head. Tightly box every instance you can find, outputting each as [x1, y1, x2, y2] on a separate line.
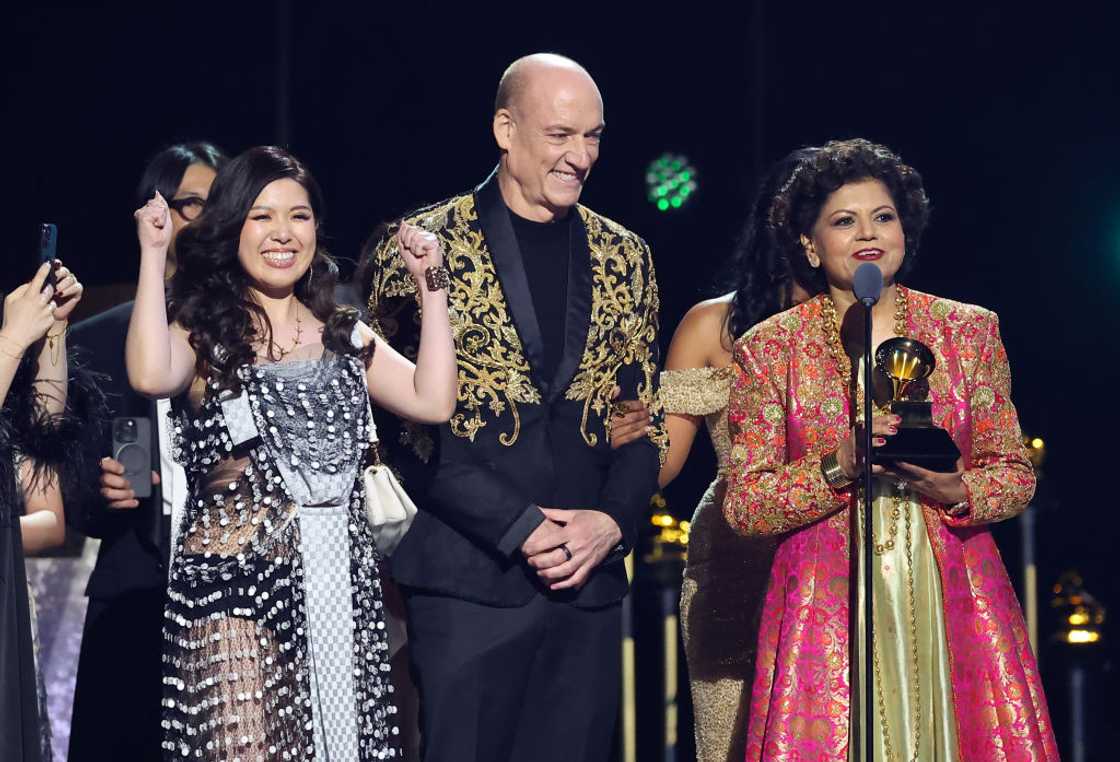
[494, 53, 600, 115]
[492, 53, 605, 222]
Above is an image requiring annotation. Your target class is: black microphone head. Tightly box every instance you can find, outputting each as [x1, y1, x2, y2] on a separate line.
[853, 262, 883, 305]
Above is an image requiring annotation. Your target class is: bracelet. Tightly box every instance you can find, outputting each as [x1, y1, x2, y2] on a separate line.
[46, 323, 68, 365]
[820, 450, 854, 489]
[0, 333, 26, 360]
[945, 499, 970, 517]
[424, 264, 451, 292]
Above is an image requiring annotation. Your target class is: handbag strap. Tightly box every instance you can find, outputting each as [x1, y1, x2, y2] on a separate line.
[365, 397, 380, 445]
[364, 397, 385, 469]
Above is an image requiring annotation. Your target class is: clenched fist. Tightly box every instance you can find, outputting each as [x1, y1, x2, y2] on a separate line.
[135, 191, 173, 253]
[396, 222, 444, 284]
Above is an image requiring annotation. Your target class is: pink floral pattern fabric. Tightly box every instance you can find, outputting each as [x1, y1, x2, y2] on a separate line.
[723, 289, 1058, 761]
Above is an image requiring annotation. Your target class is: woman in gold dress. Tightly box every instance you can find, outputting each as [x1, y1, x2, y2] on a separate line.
[612, 148, 814, 762]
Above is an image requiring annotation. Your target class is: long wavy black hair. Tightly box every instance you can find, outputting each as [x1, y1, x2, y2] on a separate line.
[769, 138, 930, 295]
[169, 146, 367, 390]
[721, 146, 820, 346]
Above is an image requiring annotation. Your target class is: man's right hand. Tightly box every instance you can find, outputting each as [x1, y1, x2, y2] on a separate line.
[99, 457, 160, 510]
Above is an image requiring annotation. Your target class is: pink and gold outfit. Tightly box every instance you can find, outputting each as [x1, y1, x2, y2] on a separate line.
[724, 288, 1058, 761]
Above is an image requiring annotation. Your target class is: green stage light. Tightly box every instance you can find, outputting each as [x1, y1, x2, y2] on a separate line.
[645, 153, 698, 212]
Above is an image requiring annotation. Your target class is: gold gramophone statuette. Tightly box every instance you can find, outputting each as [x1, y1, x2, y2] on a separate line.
[873, 337, 961, 473]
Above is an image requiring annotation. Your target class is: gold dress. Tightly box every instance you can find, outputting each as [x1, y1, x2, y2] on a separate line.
[849, 480, 960, 762]
[848, 361, 959, 762]
[661, 366, 777, 762]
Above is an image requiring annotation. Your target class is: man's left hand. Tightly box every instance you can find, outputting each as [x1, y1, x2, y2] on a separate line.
[525, 508, 622, 591]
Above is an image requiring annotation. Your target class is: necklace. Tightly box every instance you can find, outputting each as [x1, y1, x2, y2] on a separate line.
[268, 303, 303, 361]
[866, 497, 923, 762]
[828, 285, 923, 760]
[819, 284, 908, 392]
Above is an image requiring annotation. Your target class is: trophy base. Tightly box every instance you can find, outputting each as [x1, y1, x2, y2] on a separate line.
[873, 426, 961, 473]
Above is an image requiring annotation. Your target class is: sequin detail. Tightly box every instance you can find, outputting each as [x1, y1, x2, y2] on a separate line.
[163, 349, 399, 760]
[660, 366, 733, 474]
[661, 365, 778, 761]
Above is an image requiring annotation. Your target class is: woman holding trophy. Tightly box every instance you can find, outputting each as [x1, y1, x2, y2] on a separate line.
[723, 139, 1058, 761]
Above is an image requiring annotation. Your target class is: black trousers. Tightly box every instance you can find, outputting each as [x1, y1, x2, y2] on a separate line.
[405, 590, 621, 762]
[68, 589, 164, 762]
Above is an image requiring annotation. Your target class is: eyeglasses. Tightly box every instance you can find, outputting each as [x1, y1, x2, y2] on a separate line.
[167, 195, 206, 221]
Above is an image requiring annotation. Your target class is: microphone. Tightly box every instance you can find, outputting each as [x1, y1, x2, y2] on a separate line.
[853, 262, 883, 307]
[851, 261, 881, 761]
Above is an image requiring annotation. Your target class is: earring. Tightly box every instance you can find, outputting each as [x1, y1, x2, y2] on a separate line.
[799, 235, 820, 268]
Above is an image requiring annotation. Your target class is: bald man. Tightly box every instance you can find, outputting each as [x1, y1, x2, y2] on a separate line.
[365, 54, 667, 761]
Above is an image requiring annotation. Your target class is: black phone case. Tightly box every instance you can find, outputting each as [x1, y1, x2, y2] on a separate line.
[38, 223, 58, 290]
[112, 417, 153, 499]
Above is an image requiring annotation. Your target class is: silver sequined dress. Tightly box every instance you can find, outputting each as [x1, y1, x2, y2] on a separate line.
[163, 346, 399, 761]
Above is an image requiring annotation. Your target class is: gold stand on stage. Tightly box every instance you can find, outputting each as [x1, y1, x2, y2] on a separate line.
[620, 500, 689, 762]
[621, 552, 637, 762]
[1022, 434, 1047, 656]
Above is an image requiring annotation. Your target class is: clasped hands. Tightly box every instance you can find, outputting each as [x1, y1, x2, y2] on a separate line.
[837, 414, 968, 508]
[522, 508, 622, 591]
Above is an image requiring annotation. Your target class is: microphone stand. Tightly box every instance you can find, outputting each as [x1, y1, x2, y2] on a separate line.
[860, 294, 875, 762]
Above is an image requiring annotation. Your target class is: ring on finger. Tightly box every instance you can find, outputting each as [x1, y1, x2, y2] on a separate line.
[560, 543, 572, 562]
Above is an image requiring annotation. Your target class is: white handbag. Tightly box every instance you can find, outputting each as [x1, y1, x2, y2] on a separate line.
[362, 400, 417, 556]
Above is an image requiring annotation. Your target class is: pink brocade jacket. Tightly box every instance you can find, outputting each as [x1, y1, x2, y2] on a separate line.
[723, 289, 1059, 761]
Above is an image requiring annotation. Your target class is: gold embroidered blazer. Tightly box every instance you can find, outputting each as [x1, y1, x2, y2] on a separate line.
[367, 171, 667, 607]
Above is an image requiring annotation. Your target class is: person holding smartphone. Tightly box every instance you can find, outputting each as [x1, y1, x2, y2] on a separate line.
[2, 257, 96, 762]
[67, 142, 227, 762]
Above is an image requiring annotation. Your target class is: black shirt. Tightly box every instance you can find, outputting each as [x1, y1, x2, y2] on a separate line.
[509, 210, 571, 382]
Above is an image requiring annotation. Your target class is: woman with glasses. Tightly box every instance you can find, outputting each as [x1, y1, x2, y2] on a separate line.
[136, 142, 225, 275]
[67, 142, 227, 761]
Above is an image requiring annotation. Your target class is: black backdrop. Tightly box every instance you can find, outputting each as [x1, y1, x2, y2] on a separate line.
[6, 3, 1118, 757]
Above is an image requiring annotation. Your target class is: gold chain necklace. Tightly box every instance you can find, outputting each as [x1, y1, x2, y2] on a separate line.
[867, 496, 923, 762]
[819, 285, 908, 392]
[828, 285, 922, 760]
[821, 285, 909, 553]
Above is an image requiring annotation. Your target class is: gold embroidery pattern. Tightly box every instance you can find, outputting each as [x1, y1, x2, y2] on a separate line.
[369, 194, 541, 449]
[659, 366, 732, 417]
[565, 210, 669, 463]
[661, 366, 734, 475]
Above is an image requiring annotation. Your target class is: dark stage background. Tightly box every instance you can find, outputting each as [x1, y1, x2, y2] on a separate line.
[6, 3, 1118, 759]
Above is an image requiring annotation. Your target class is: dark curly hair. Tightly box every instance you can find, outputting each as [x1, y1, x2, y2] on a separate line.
[722, 146, 820, 345]
[769, 138, 930, 295]
[169, 146, 368, 390]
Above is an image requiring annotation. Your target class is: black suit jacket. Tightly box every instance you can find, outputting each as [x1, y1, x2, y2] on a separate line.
[68, 301, 166, 598]
[368, 172, 667, 608]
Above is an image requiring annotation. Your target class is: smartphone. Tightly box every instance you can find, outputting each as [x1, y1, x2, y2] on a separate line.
[112, 417, 153, 499]
[38, 223, 58, 291]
